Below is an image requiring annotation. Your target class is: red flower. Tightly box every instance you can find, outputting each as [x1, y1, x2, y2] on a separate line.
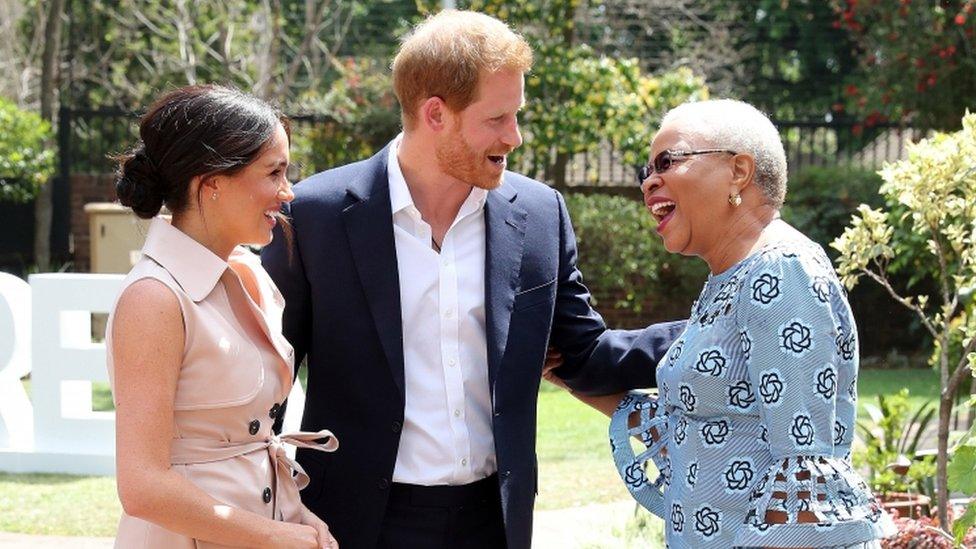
[852, 124, 864, 137]
[845, 84, 860, 96]
[956, 13, 967, 25]
[832, 103, 845, 112]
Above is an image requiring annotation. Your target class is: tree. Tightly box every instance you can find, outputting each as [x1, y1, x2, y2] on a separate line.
[589, 0, 858, 120]
[833, 0, 976, 130]
[833, 112, 976, 531]
[31, 0, 64, 271]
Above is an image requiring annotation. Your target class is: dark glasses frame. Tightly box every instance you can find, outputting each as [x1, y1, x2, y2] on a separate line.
[637, 149, 738, 185]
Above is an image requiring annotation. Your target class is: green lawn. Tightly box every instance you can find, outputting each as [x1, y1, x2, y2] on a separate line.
[3, 367, 941, 536]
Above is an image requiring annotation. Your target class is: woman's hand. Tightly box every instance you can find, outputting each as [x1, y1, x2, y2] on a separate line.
[267, 521, 320, 548]
[300, 506, 338, 549]
[541, 346, 568, 391]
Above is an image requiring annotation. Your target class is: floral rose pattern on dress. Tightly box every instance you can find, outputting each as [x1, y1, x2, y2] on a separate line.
[611, 236, 893, 548]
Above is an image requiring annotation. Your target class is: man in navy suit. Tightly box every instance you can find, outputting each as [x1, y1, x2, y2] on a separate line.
[262, 10, 683, 549]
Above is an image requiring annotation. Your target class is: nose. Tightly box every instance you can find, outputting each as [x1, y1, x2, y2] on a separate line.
[277, 181, 295, 203]
[503, 118, 523, 149]
[641, 175, 662, 195]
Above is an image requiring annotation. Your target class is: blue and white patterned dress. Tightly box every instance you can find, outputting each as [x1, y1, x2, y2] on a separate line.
[622, 231, 895, 548]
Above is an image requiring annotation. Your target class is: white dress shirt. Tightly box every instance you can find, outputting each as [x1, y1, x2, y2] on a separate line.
[387, 135, 496, 485]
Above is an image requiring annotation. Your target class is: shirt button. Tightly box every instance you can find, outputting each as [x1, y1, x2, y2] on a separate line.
[378, 478, 390, 490]
[448, 358, 456, 367]
[461, 458, 468, 466]
[262, 487, 272, 504]
[269, 403, 281, 419]
[454, 409, 461, 417]
[248, 419, 261, 435]
[391, 420, 402, 433]
[444, 309, 454, 318]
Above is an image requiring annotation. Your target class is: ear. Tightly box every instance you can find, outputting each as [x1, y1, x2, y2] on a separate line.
[420, 96, 450, 132]
[730, 153, 756, 194]
[199, 173, 221, 193]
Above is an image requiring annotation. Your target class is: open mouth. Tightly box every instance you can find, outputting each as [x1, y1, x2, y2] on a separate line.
[649, 200, 676, 223]
[487, 154, 506, 167]
[264, 209, 280, 226]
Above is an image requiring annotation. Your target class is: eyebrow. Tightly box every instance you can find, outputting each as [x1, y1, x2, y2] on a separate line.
[266, 158, 288, 168]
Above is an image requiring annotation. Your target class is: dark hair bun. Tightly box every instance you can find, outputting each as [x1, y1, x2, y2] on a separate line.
[116, 148, 167, 219]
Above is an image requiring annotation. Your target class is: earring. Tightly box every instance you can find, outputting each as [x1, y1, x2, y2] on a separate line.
[211, 191, 218, 201]
[729, 192, 741, 207]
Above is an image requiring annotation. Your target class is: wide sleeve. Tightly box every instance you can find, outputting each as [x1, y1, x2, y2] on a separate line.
[733, 248, 893, 547]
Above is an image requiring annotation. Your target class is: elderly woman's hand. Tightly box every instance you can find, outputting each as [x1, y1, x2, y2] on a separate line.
[541, 346, 568, 390]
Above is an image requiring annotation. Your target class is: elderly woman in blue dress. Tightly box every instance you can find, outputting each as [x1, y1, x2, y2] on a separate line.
[545, 99, 895, 548]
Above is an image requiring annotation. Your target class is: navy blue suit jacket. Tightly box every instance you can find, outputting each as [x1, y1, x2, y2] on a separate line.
[261, 146, 684, 549]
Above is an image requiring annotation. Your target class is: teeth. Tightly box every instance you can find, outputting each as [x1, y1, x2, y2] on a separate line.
[650, 201, 675, 216]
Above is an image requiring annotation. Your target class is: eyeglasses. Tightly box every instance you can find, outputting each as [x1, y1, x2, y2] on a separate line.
[636, 149, 738, 185]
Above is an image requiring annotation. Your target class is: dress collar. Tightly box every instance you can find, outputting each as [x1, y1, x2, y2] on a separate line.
[141, 217, 229, 302]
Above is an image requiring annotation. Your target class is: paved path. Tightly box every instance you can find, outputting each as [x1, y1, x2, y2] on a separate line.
[0, 532, 113, 547]
[0, 501, 647, 548]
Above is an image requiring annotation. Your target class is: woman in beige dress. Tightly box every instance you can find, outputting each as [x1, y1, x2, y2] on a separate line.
[106, 85, 338, 548]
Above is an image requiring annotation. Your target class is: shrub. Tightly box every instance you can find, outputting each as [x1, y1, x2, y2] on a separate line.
[564, 192, 708, 321]
[833, 111, 976, 531]
[781, 165, 884, 254]
[0, 97, 56, 203]
[290, 58, 401, 176]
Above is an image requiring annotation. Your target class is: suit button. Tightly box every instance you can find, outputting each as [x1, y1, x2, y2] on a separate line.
[378, 478, 390, 490]
[391, 421, 402, 433]
[269, 403, 281, 419]
[248, 419, 260, 435]
[503, 470, 511, 478]
[493, 410, 502, 417]
[262, 487, 272, 503]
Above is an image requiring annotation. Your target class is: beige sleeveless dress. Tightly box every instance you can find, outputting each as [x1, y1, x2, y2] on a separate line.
[106, 217, 336, 548]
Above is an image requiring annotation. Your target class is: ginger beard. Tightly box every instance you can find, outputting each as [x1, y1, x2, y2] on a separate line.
[435, 118, 509, 191]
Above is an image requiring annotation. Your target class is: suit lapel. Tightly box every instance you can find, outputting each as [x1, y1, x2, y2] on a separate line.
[341, 148, 406, 400]
[484, 180, 527, 390]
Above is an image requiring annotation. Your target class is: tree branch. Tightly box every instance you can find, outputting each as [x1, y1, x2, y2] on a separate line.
[861, 265, 939, 338]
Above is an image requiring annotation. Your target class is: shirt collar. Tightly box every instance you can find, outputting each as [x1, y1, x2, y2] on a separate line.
[387, 133, 414, 215]
[386, 133, 489, 218]
[141, 217, 229, 302]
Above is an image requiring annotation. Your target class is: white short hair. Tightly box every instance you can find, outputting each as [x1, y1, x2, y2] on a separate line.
[661, 99, 787, 208]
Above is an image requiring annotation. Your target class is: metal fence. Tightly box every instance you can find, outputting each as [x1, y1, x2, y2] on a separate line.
[59, 107, 930, 185]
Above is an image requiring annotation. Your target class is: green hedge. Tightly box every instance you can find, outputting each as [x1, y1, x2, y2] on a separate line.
[564, 193, 708, 321]
[0, 98, 55, 203]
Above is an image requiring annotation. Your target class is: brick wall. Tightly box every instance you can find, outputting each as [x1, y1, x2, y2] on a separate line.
[70, 174, 118, 272]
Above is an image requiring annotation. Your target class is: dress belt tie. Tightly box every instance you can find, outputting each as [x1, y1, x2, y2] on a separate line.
[170, 430, 338, 520]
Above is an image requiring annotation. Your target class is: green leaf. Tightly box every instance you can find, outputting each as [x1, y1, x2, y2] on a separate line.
[948, 445, 976, 495]
[953, 501, 976, 546]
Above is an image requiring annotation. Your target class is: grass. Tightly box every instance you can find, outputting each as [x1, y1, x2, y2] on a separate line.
[3, 367, 942, 536]
[0, 473, 121, 536]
